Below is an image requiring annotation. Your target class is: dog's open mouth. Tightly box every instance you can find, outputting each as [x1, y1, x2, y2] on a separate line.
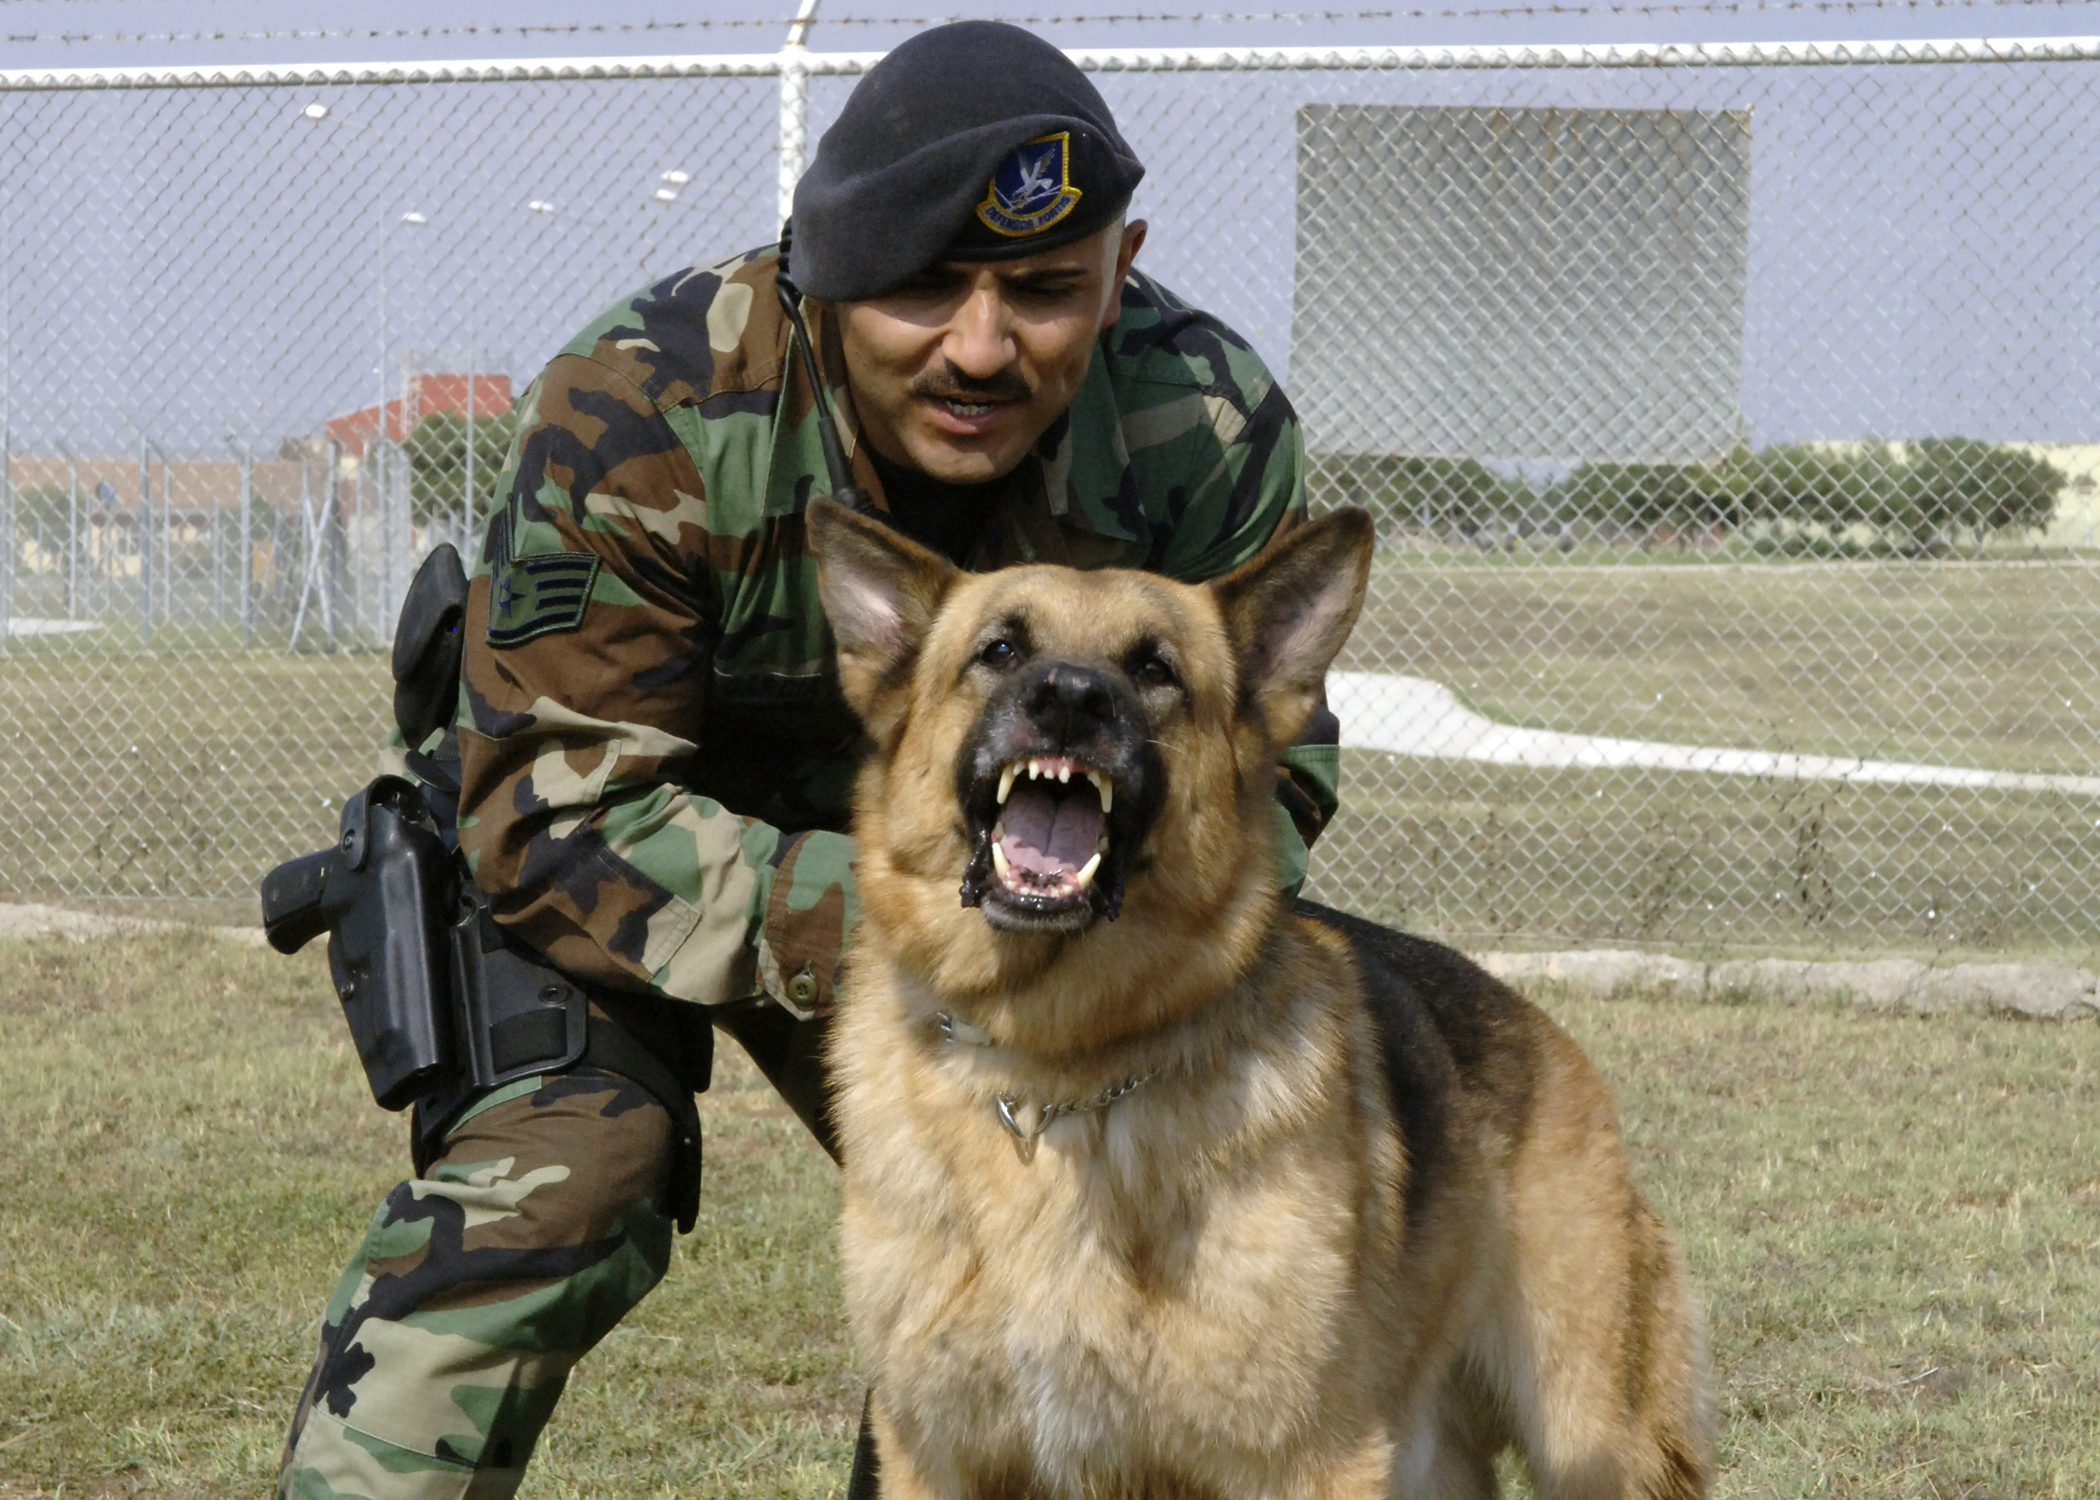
[993, 754, 1110, 900]
[963, 753, 1117, 929]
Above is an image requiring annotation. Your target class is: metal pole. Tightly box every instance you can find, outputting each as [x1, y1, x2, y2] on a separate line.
[1, 187, 9, 654]
[777, 0, 822, 227]
[212, 480, 223, 624]
[137, 435, 151, 647]
[289, 449, 311, 652]
[161, 447, 173, 623]
[0, 427, 12, 654]
[235, 441, 254, 647]
[377, 207, 388, 511]
[146, 438, 174, 626]
[463, 348, 475, 550]
[62, 441, 77, 620]
[324, 439, 343, 649]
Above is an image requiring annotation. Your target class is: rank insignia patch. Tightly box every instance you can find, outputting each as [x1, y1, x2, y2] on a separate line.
[975, 131, 1084, 239]
[487, 551, 601, 647]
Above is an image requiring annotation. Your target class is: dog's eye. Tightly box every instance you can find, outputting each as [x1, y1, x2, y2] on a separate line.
[979, 638, 1018, 670]
[1133, 654, 1177, 689]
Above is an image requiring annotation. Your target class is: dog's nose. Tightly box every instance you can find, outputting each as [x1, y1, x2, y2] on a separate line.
[1024, 663, 1117, 738]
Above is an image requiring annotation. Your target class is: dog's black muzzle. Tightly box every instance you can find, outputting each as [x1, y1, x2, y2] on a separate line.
[954, 659, 1164, 931]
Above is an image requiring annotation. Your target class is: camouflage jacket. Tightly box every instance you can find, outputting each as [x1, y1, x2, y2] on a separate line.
[457, 244, 1338, 1018]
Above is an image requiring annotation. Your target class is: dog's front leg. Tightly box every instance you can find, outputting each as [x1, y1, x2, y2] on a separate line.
[1275, 1429, 1396, 1500]
[867, 1393, 961, 1500]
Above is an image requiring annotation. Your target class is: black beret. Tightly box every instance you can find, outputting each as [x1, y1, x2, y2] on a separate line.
[788, 21, 1145, 301]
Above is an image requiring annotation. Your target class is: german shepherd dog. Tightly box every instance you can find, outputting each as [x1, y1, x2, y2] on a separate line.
[809, 499, 1712, 1500]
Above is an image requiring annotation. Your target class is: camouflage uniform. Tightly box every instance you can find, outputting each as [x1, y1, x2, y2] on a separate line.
[278, 244, 1337, 1498]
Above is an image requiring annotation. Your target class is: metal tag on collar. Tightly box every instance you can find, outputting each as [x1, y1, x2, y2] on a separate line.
[996, 1094, 1051, 1164]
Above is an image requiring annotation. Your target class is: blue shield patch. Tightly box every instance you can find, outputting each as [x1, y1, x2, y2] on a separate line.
[975, 132, 1084, 239]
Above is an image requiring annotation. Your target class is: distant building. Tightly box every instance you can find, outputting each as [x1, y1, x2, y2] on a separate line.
[1293, 106, 1752, 468]
[325, 374, 514, 458]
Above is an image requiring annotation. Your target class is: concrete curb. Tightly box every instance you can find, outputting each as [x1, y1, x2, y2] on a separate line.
[0, 902, 267, 948]
[2, 904, 2090, 1020]
[1477, 948, 2100, 1020]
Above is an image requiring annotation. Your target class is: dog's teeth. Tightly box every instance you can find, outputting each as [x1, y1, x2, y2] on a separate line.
[991, 841, 1012, 882]
[1028, 759, 1042, 780]
[1096, 834, 1110, 854]
[993, 819, 1006, 845]
[1087, 771, 1113, 813]
[1073, 851, 1103, 889]
[997, 763, 1017, 806]
[1058, 764, 1070, 784]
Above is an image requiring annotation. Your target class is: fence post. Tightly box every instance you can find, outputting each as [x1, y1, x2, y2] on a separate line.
[62, 441, 78, 621]
[776, 0, 822, 228]
[137, 435, 152, 648]
[159, 443, 173, 625]
[463, 357, 476, 552]
[289, 450, 311, 651]
[325, 439, 344, 649]
[0, 426, 12, 655]
[235, 442, 254, 647]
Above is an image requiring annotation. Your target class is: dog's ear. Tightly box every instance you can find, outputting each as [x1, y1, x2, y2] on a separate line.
[1211, 507, 1373, 750]
[808, 497, 959, 724]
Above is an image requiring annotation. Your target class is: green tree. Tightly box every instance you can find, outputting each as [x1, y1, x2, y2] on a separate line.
[1313, 454, 1532, 535]
[1901, 438, 2063, 540]
[1747, 442, 1906, 529]
[1547, 449, 1752, 534]
[14, 483, 73, 533]
[405, 409, 519, 528]
[1747, 441, 2060, 546]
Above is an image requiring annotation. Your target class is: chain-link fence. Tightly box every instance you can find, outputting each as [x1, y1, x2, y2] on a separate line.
[3, 38, 2097, 960]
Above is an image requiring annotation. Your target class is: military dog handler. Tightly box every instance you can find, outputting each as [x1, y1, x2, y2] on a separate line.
[275, 21, 1344, 1499]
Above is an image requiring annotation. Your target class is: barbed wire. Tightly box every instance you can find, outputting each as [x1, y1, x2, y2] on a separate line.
[1, 0, 2095, 49]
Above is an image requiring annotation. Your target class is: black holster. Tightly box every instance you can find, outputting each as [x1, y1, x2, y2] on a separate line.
[259, 777, 457, 1111]
[259, 544, 709, 1230]
[261, 778, 709, 1231]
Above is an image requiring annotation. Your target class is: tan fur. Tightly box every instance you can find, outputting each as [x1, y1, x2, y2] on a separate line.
[813, 502, 1712, 1500]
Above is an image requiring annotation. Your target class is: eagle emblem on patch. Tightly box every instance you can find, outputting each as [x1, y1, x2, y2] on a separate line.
[975, 132, 1084, 239]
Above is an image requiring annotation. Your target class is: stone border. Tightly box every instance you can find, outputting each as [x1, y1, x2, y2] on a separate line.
[3, 904, 2089, 1020]
[1478, 948, 2099, 1020]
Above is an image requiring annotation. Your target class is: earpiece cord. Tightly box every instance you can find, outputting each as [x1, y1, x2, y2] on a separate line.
[777, 219, 875, 516]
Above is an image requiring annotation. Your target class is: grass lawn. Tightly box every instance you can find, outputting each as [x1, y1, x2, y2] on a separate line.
[0, 645, 390, 923]
[1315, 553, 2100, 963]
[11, 553, 2100, 959]
[1347, 555, 2100, 776]
[2, 931, 2095, 1497]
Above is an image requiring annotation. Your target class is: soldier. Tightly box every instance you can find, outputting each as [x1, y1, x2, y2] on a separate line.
[276, 20, 1341, 1500]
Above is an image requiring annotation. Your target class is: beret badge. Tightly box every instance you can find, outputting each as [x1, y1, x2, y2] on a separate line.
[975, 132, 1084, 239]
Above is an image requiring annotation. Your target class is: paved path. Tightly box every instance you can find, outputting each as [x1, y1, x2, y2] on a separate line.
[1, 903, 2083, 1020]
[3, 617, 99, 638]
[1328, 671, 2100, 797]
[1477, 947, 2098, 1020]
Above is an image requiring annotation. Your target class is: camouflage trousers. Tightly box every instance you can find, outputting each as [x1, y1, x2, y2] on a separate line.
[276, 1068, 678, 1500]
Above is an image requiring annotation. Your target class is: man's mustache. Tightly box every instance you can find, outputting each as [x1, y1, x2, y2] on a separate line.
[910, 361, 1032, 405]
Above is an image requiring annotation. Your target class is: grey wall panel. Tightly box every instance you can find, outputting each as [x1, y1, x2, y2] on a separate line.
[1293, 104, 1752, 464]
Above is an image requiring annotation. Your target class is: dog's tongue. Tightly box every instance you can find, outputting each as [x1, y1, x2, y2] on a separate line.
[1000, 782, 1104, 879]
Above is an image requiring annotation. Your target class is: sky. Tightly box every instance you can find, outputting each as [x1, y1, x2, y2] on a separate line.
[3, 0, 2100, 72]
[2, 0, 2097, 465]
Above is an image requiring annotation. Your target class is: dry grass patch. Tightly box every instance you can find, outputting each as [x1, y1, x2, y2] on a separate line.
[1, 933, 2095, 1497]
